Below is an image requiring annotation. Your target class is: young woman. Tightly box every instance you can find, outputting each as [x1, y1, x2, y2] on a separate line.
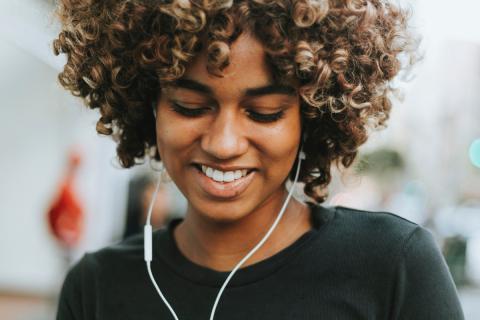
[53, 0, 465, 319]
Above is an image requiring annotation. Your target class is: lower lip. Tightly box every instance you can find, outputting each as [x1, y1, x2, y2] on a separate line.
[193, 166, 256, 199]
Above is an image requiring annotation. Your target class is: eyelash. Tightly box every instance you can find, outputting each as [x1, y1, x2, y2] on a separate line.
[169, 102, 285, 123]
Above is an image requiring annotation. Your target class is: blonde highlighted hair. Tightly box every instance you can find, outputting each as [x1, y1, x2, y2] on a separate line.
[54, 0, 417, 202]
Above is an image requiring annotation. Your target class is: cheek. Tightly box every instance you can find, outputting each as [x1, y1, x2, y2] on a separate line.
[155, 106, 205, 159]
[254, 115, 302, 174]
[155, 116, 181, 160]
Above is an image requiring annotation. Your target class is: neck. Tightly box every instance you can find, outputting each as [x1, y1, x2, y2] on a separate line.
[173, 192, 312, 272]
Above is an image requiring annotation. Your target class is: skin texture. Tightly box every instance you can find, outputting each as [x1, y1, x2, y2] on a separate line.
[155, 33, 312, 271]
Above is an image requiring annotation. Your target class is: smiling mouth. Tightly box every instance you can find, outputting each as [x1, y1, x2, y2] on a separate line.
[193, 163, 256, 184]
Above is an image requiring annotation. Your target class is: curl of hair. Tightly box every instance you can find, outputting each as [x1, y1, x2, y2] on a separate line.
[54, 0, 418, 203]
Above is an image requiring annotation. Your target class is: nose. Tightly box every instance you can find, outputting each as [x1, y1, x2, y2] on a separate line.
[200, 109, 249, 160]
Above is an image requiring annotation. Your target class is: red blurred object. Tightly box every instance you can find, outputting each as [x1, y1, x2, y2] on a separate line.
[47, 150, 84, 248]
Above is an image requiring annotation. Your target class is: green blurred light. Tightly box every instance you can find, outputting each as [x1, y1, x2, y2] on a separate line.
[469, 139, 480, 168]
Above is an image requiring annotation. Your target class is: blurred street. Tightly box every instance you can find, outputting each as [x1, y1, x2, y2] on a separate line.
[0, 0, 479, 319]
[459, 286, 480, 319]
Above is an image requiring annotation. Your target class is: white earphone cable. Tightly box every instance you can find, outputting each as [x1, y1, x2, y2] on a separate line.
[144, 169, 180, 320]
[144, 151, 305, 320]
[209, 152, 304, 320]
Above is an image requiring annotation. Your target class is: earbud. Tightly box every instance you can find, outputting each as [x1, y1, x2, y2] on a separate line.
[299, 150, 306, 160]
[299, 132, 306, 160]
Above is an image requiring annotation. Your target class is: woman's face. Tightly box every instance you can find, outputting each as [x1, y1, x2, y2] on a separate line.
[155, 33, 302, 222]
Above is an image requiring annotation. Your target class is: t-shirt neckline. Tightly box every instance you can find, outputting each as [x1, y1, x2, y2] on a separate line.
[153, 203, 335, 288]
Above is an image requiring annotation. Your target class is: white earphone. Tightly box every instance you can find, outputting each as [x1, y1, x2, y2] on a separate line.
[146, 105, 305, 320]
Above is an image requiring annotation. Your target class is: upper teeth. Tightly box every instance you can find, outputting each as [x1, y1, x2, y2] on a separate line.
[201, 165, 249, 182]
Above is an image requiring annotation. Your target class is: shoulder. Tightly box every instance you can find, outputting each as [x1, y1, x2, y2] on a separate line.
[87, 226, 172, 267]
[307, 206, 464, 319]
[64, 227, 169, 281]
[333, 205, 420, 234]
[57, 228, 170, 318]
[330, 205, 425, 245]
[312, 205, 436, 269]
[89, 232, 146, 265]
[60, 233, 143, 286]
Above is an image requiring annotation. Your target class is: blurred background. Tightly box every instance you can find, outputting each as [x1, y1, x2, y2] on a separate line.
[0, 0, 479, 319]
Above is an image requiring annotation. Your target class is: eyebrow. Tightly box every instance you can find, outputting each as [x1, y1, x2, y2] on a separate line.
[173, 78, 296, 97]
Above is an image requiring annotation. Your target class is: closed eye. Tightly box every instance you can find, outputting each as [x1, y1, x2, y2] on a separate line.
[246, 109, 285, 123]
[169, 101, 285, 123]
[169, 102, 210, 117]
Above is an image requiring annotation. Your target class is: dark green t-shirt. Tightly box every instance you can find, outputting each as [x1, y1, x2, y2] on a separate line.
[56, 205, 465, 319]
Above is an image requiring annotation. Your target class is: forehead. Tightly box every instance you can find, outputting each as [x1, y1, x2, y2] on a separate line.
[181, 33, 274, 95]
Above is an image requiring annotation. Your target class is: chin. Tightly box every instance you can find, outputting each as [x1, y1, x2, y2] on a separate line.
[189, 198, 257, 225]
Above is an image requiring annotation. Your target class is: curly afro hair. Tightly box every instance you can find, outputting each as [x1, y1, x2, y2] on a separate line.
[53, 0, 417, 203]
